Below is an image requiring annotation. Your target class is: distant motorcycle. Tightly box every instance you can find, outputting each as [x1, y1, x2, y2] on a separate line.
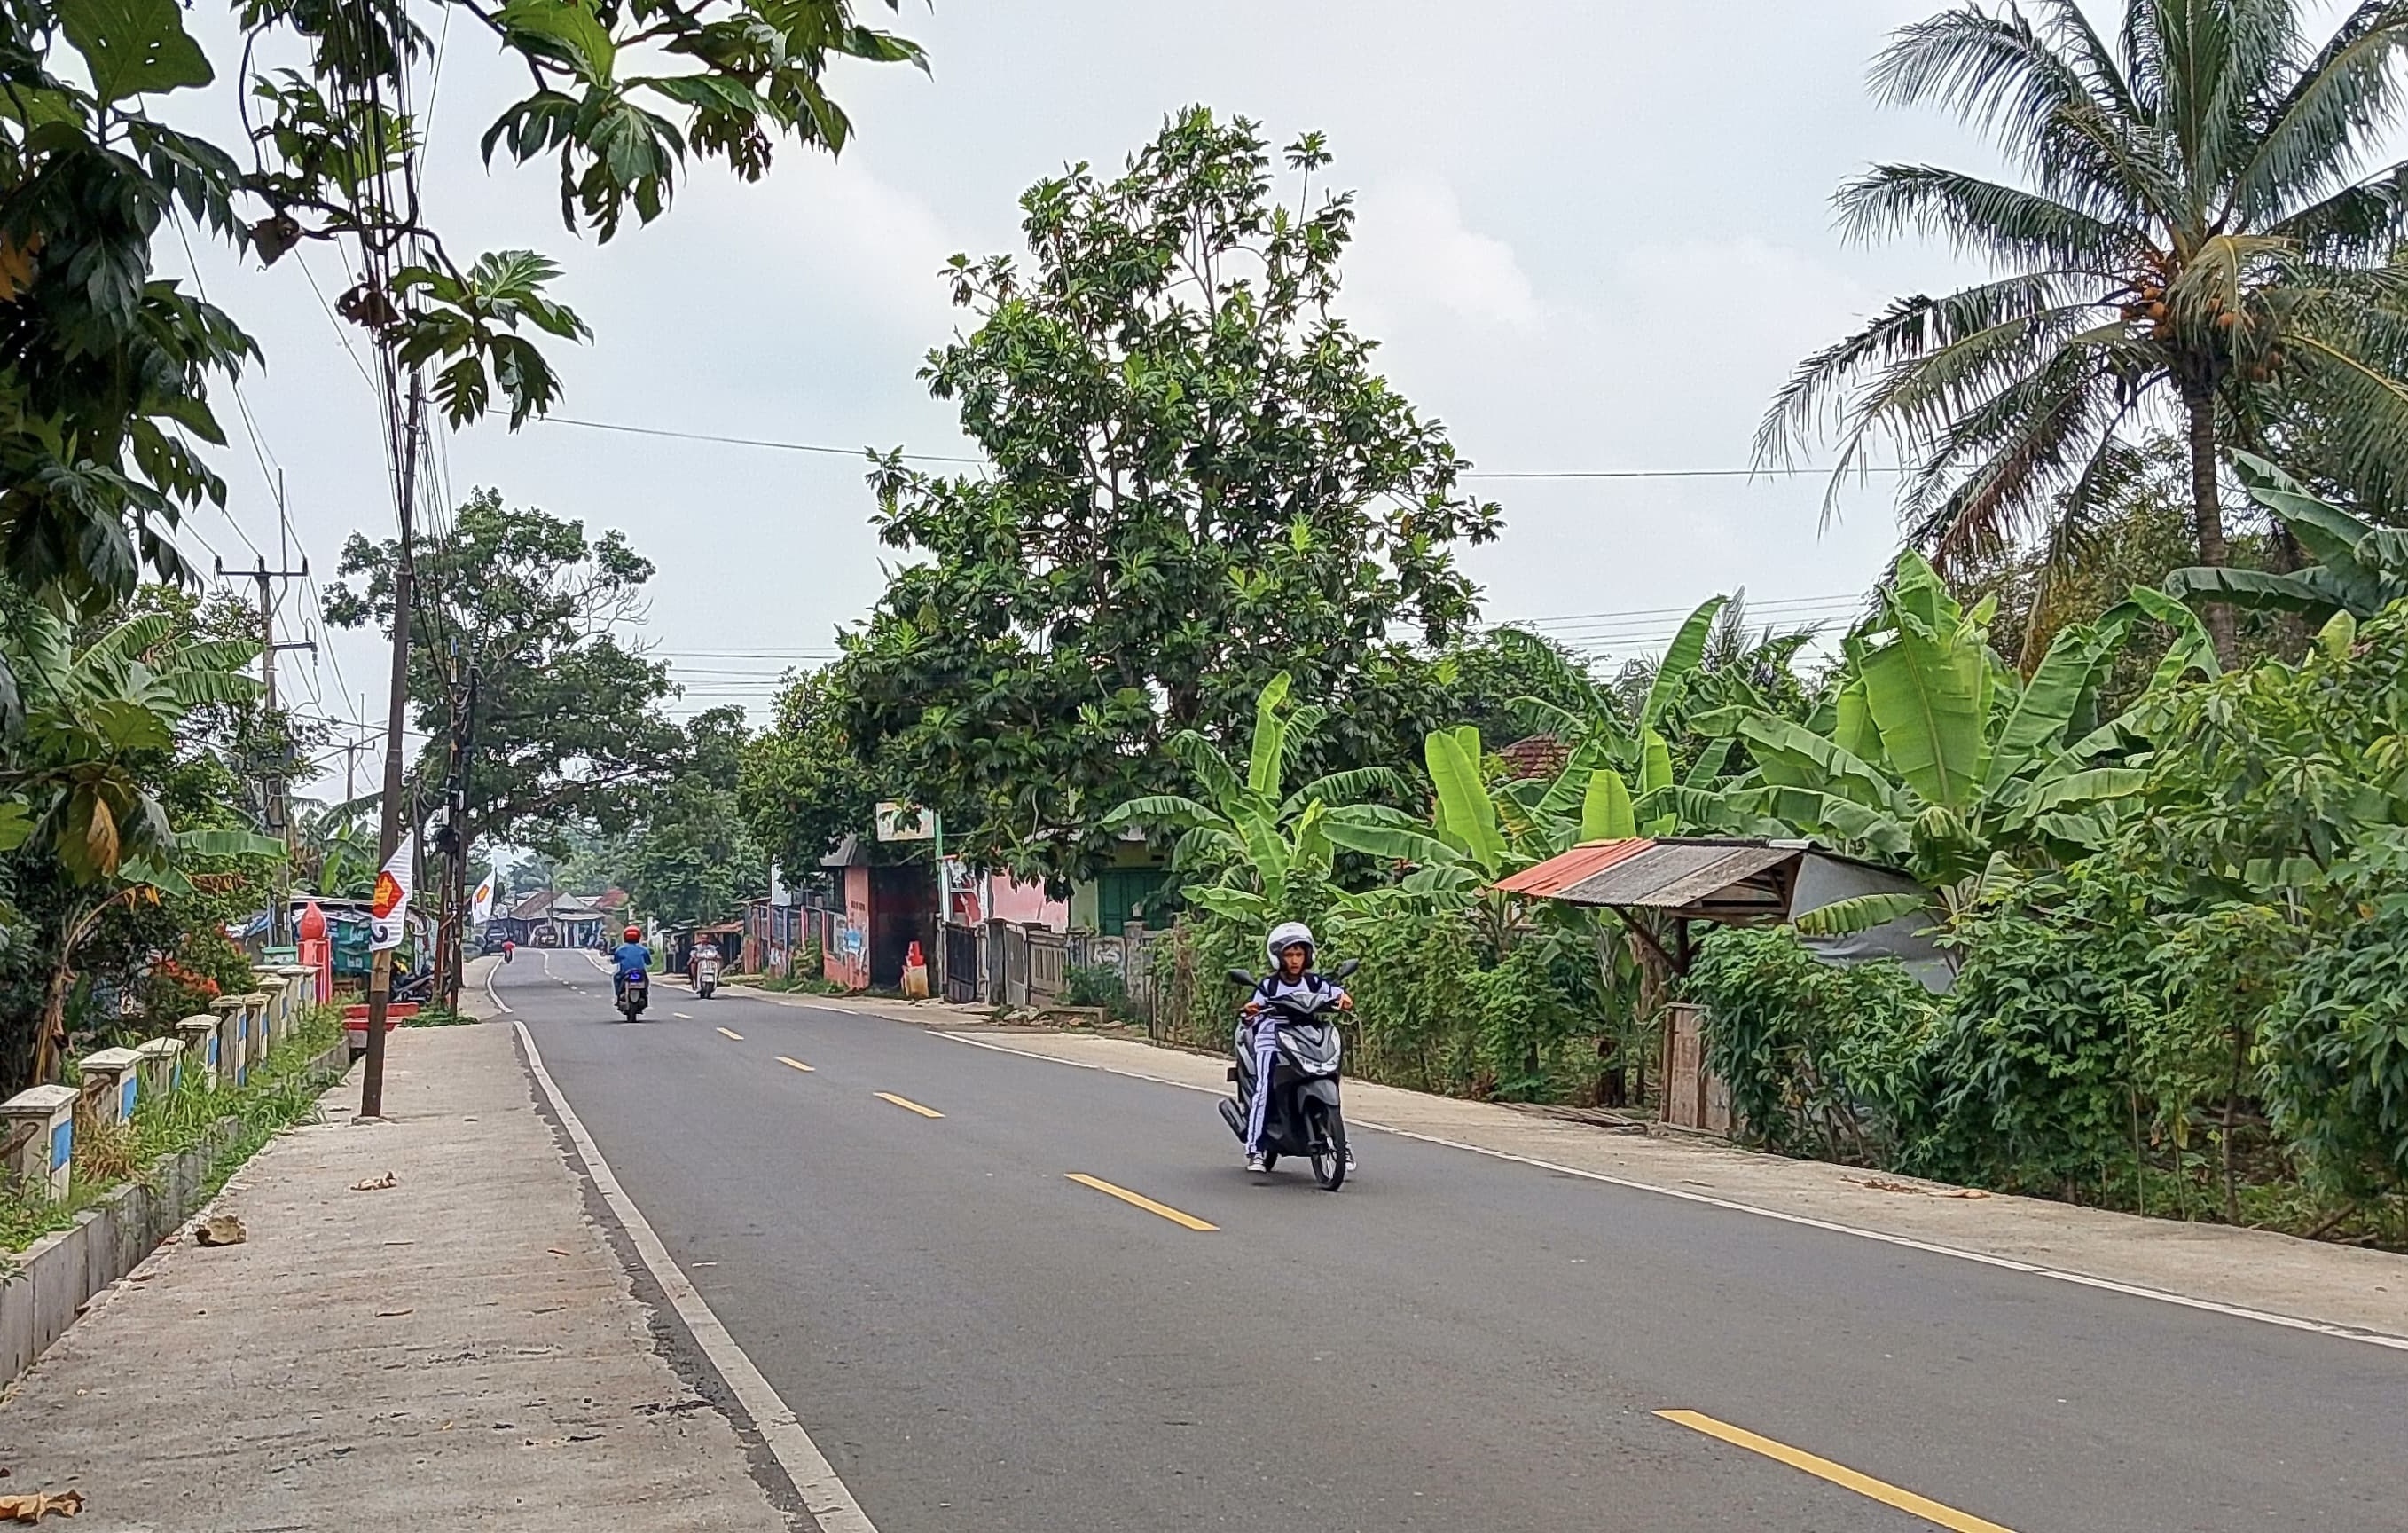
[1217, 957, 1358, 1190]
[616, 969, 650, 1021]
[693, 949, 720, 1000]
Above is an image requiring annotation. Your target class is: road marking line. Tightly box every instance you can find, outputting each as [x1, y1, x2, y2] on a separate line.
[512, 1021, 882, 1533]
[936, 1031, 2408, 1354]
[1064, 1173, 1217, 1231]
[674, 1011, 694, 1019]
[1656, 1411, 2013, 1532]
[483, 958, 511, 1015]
[874, 1091, 944, 1119]
[715, 1027, 744, 1041]
[776, 1057, 815, 1073]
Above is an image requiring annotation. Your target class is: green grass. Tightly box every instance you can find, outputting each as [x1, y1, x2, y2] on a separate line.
[751, 974, 849, 996]
[402, 1003, 479, 1027]
[0, 1006, 349, 1255]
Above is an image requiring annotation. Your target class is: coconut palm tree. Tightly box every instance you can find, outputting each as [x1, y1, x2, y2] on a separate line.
[1762, 0, 2408, 662]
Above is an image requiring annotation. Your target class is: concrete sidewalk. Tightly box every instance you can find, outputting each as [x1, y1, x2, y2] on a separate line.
[940, 1026, 2408, 1344]
[0, 1021, 797, 1531]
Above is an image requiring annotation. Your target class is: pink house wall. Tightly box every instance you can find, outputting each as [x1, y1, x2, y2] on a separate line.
[984, 876, 1068, 933]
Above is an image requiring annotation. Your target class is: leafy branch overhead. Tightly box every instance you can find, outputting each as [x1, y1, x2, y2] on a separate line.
[0, 0, 922, 625]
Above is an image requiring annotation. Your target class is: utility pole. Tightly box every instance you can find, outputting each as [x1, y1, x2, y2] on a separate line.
[222, 555, 314, 947]
[361, 378, 421, 1121]
[440, 664, 480, 1012]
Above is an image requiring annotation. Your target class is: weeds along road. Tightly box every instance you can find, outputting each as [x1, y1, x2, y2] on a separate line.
[501, 953, 2406, 1533]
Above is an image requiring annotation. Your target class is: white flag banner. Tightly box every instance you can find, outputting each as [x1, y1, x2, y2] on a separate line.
[370, 835, 416, 952]
[470, 871, 496, 925]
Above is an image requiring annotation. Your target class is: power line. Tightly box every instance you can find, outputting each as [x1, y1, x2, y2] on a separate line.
[540, 413, 1912, 482]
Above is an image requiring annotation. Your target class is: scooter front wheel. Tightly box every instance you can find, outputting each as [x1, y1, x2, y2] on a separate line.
[1310, 1106, 1348, 1191]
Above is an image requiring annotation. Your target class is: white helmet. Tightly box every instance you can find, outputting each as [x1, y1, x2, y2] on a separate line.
[1266, 921, 1315, 966]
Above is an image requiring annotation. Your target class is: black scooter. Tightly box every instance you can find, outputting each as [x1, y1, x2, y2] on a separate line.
[616, 969, 650, 1021]
[1216, 958, 1358, 1190]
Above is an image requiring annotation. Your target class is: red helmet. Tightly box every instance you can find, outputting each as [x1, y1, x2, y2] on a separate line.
[624, 925, 642, 942]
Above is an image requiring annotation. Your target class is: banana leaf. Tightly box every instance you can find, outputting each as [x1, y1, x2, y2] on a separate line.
[1791, 891, 1931, 937]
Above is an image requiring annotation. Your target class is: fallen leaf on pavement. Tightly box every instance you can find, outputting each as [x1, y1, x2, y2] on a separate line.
[349, 1172, 397, 1191]
[0, 1488, 84, 1521]
[375, 1308, 414, 1318]
[192, 1216, 246, 1247]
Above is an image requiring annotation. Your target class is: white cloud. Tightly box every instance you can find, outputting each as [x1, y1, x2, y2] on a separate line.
[1346, 177, 1541, 332]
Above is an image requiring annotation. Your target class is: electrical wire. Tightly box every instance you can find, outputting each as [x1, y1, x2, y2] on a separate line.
[537, 413, 1912, 483]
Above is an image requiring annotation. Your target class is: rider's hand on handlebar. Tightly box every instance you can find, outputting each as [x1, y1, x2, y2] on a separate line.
[1337, 993, 1354, 1011]
[1242, 999, 1265, 1016]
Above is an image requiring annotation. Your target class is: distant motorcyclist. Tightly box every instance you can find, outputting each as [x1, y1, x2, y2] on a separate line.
[502, 939, 515, 963]
[611, 925, 651, 1002]
[1241, 921, 1353, 1173]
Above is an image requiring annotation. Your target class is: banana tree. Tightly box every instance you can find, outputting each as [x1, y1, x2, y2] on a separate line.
[1697, 553, 2214, 921]
[1099, 672, 1400, 927]
[2, 609, 284, 1079]
[1496, 594, 1737, 833]
[2167, 453, 2408, 624]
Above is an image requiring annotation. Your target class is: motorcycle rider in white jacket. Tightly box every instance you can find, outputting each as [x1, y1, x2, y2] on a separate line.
[1242, 921, 1356, 1173]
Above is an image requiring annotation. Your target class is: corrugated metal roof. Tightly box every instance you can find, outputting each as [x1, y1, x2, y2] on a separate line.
[1498, 838, 1803, 916]
[1494, 839, 1656, 898]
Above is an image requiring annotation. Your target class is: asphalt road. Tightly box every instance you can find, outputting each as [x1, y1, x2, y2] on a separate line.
[501, 953, 2407, 1533]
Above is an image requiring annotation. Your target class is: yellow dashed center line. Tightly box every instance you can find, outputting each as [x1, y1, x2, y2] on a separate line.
[715, 1027, 744, 1042]
[874, 1091, 944, 1119]
[776, 1056, 814, 1073]
[1063, 1173, 1217, 1231]
[1655, 1410, 2016, 1532]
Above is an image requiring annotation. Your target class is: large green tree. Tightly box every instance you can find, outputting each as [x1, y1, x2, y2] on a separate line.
[323, 490, 683, 860]
[0, 0, 921, 638]
[738, 666, 890, 879]
[618, 708, 765, 927]
[1762, 0, 2408, 662]
[840, 108, 1502, 880]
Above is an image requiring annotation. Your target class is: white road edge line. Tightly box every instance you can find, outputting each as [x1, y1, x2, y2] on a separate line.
[515, 1019, 882, 1531]
[483, 959, 512, 1015]
[936, 1031, 2408, 1354]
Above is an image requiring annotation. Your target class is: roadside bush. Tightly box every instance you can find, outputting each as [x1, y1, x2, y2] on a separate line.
[2258, 895, 2408, 1210]
[1912, 862, 2160, 1196]
[1683, 926, 1937, 1163]
[1063, 964, 1136, 1022]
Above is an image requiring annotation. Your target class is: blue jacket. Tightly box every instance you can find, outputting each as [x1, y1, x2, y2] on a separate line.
[612, 941, 652, 976]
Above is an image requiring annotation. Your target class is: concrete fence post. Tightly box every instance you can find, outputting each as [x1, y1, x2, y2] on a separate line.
[251, 983, 284, 1065]
[76, 1047, 140, 1135]
[133, 1038, 182, 1103]
[176, 1016, 220, 1089]
[0, 1087, 78, 1201]
[210, 996, 247, 1088]
[276, 966, 313, 1036]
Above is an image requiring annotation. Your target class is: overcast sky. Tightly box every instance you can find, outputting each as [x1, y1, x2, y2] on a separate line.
[171, 0, 2013, 750]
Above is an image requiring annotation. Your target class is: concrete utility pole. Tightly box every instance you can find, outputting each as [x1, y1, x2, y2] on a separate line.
[222, 555, 314, 947]
[361, 379, 422, 1121]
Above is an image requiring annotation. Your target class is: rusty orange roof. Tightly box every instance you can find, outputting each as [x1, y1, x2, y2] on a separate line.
[1494, 839, 1657, 899]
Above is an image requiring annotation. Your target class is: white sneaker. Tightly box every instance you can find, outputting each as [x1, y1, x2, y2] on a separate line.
[1245, 1152, 1267, 1173]
[1344, 1148, 1358, 1172]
